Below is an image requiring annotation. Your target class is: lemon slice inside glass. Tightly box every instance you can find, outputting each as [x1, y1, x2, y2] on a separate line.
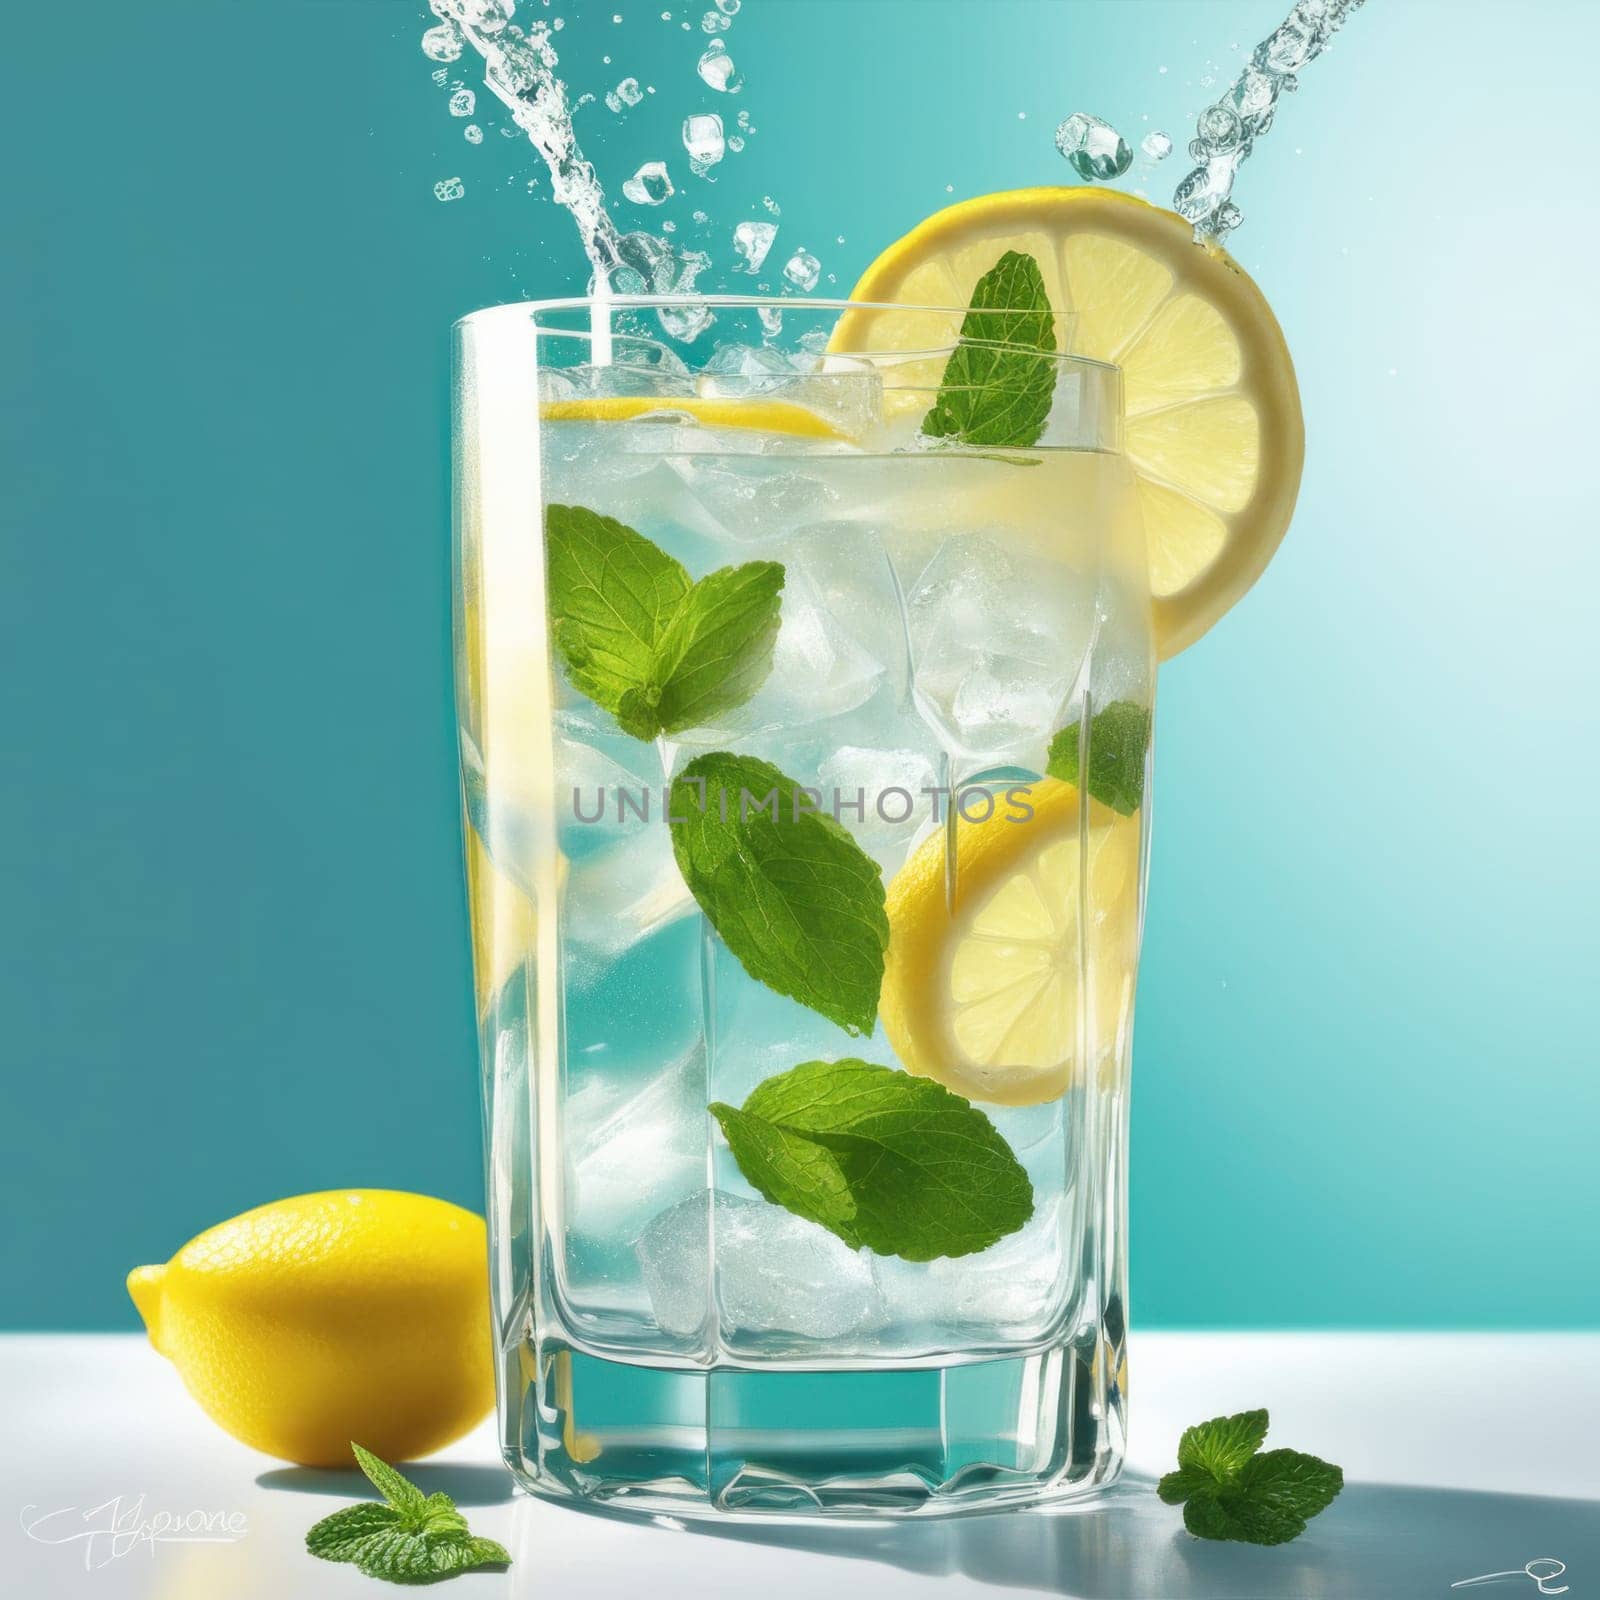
[831, 187, 1303, 658]
[541, 393, 846, 440]
[880, 778, 1141, 1106]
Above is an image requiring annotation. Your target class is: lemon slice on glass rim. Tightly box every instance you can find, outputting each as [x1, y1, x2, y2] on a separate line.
[831, 187, 1304, 658]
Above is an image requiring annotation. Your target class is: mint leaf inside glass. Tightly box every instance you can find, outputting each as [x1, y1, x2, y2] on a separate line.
[544, 503, 784, 741]
[921, 250, 1060, 449]
[710, 1059, 1035, 1260]
[1047, 699, 1152, 815]
[668, 751, 888, 1035]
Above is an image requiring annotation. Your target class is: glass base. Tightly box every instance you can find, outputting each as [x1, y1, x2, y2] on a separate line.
[500, 1333, 1127, 1517]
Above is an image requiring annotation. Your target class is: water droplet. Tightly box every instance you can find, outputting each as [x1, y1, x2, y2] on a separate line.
[1054, 112, 1132, 181]
[701, 9, 731, 31]
[716, 0, 741, 13]
[1142, 129, 1173, 160]
[727, 134, 745, 152]
[682, 112, 725, 174]
[621, 160, 674, 206]
[421, 22, 463, 62]
[732, 218, 777, 273]
[464, 123, 484, 143]
[449, 87, 476, 117]
[782, 248, 821, 292]
[433, 176, 466, 202]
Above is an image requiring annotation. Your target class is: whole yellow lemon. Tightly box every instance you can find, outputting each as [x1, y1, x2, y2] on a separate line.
[127, 1190, 495, 1467]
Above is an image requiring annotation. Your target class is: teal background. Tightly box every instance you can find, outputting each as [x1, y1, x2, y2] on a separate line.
[5, 1, 1597, 1330]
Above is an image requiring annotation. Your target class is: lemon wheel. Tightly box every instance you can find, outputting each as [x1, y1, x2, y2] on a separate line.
[880, 779, 1141, 1106]
[833, 187, 1303, 658]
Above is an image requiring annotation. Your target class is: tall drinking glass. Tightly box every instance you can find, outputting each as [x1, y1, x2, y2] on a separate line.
[453, 298, 1152, 1516]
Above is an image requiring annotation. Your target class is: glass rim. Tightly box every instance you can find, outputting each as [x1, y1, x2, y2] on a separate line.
[455, 295, 1120, 376]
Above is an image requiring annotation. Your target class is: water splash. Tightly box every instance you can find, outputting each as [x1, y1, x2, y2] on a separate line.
[1172, 0, 1365, 239]
[423, 0, 708, 306]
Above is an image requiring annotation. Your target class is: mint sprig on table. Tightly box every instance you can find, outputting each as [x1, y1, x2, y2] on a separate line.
[1047, 699, 1152, 815]
[305, 1443, 510, 1583]
[546, 503, 783, 741]
[669, 751, 888, 1036]
[921, 250, 1060, 449]
[1158, 1409, 1344, 1545]
[711, 1059, 1033, 1260]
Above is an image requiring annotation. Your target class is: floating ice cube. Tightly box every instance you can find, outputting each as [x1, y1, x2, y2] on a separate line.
[682, 113, 725, 175]
[464, 124, 483, 144]
[448, 87, 476, 117]
[567, 1047, 706, 1241]
[1054, 112, 1132, 181]
[433, 176, 466, 202]
[697, 41, 743, 92]
[636, 1191, 886, 1338]
[1141, 129, 1173, 160]
[621, 161, 674, 206]
[875, 1197, 1067, 1333]
[905, 536, 1091, 762]
[732, 221, 775, 274]
[782, 249, 821, 292]
[421, 22, 463, 61]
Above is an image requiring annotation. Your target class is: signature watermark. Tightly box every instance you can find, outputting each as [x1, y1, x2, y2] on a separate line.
[569, 781, 1039, 829]
[20, 1494, 248, 1571]
[1451, 1558, 1569, 1595]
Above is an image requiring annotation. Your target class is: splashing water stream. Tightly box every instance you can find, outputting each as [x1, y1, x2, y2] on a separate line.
[1171, 0, 1365, 238]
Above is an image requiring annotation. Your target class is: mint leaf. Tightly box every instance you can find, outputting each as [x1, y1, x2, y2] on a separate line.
[1047, 699, 1151, 815]
[669, 752, 887, 1034]
[710, 1058, 1034, 1260]
[430, 1536, 513, 1575]
[921, 251, 1059, 449]
[546, 504, 784, 741]
[1158, 1410, 1343, 1546]
[1177, 1407, 1269, 1481]
[307, 1445, 511, 1584]
[546, 504, 691, 737]
[305, 1503, 403, 1561]
[351, 1443, 427, 1514]
[650, 560, 784, 732]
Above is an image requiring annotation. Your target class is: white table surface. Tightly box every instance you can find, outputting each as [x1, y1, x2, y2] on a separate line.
[5, 1333, 1597, 1599]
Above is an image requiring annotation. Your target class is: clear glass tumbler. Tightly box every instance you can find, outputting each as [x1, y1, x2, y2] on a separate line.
[453, 297, 1152, 1516]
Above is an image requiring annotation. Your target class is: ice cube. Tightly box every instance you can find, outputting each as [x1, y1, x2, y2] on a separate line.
[420, 22, 463, 61]
[732, 219, 777, 274]
[636, 1191, 886, 1338]
[781, 249, 822, 292]
[697, 41, 742, 93]
[682, 113, 725, 175]
[567, 1047, 706, 1240]
[1141, 129, 1173, 160]
[1054, 112, 1132, 181]
[432, 176, 466, 202]
[448, 87, 476, 117]
[672, 521, 905, 742]
[817, 744, 938, 861]
[621, 161, 674, 207]
[875, 1197, 1067, 1333]
[905, 535, 1092, 763]
[563, 815, 695, 960]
